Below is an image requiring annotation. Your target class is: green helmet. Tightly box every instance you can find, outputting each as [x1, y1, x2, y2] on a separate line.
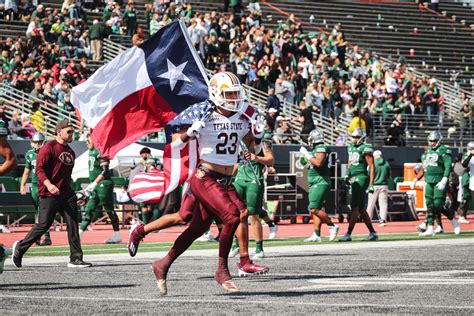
[427, 131, 442, 149]
[308, 129, 324, 147]
[351, 128, 366, 146]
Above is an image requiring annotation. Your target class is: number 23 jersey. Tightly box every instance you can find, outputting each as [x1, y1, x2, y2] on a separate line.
[199, 111, 250, 166]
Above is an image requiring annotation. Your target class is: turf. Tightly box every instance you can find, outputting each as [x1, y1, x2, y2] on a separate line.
[24, 230, 474, 257]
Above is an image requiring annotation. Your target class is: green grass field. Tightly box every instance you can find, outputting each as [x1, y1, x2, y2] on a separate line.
[24, 231, 474, 257]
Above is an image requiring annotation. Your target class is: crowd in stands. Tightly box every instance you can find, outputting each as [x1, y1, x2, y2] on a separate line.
[1, 0, 472, 145]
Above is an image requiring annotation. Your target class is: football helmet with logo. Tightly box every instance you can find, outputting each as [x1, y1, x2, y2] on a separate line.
[209, 72, 246, 112]
[308, 129, 324, 148]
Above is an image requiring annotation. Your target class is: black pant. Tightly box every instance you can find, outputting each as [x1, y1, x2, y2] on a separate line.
[18, 194, 83, 261]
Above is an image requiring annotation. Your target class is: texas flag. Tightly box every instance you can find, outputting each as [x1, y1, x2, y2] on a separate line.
[71, 20, 209, 158]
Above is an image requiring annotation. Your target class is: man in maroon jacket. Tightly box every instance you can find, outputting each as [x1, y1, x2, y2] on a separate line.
[12, 120, 92, 268]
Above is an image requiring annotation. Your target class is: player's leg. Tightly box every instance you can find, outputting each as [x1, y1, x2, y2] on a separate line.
[420, 184, 436, 236]
[189, 172, 241, 291]
[357, 176, 378, 240]
[246, 182, 264, 259]
[100, 181, 122, 243]
[230, 180, 246, 256]
[340, 178, 363, 241]
[435, 186, 460, 235]
[227, 183, 269, 276]
[79, 189, 99, 238]
[128, 193, 194, 257]
[458, 187, 471, 224]
[259, 209, 277, 239]
[151, 201, 213, 295]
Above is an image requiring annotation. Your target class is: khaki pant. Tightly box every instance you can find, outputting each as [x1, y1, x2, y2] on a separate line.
[91, 39, 103, 61]
[366, 185, 388, 221]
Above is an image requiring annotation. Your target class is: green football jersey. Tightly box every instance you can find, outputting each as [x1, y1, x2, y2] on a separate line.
[88, 148, 111, 182]
[25, 148, 38, 184]
[347, 143, 373, 176]
[307, 144, 331, 184]
[461, 153, 470, 187]
[421, 145, 452, 184]
[235, 151, 264, 183]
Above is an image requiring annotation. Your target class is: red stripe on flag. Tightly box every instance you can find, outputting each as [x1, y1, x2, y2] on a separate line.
[91, 85, 177, 159]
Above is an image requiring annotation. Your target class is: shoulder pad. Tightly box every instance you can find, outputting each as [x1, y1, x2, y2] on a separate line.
[315, 145, 327, 153]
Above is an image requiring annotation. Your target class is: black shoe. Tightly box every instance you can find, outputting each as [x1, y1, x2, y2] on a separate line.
[11, 240, 22, 268]
[39, 239, 52, 246]
[67, 259, 92, 268]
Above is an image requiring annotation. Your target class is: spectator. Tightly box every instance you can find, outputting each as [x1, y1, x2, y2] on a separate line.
[89, 19, 107, 61]
[366, 150, 391, 226]
[30, 101, 45, 133]
[123, 1, 137, 37]
[348, 109, 366, 134]
[8, 110, 29, 139]
[459, 93, 472, 137]
[265, 108, 278, 132]
[0, 104, 10, 132]
[266, 88, 281, 113]
[298, 100, 316, 144]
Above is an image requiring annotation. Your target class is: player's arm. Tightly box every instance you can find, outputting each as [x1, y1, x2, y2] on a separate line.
[442, 148, 453, 178]
[85, 157, 110, 194]
[365, 153, 375, 186]
[462, 153, 472, 169]
[172, 121, 206, 145]
[251, 140, 274, 166]
[414, 164, 424, 181]
[20, 167, 31, 195]
[309, 152, 326, 168]
[36, 145, 59, 195]
[0, 136, 17, 175]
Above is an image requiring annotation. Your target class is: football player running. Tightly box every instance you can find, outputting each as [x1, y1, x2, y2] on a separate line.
[131, 72, 269, 294]
[20, 133, 52, 246]
[231, 125, 274, 259]
[79, 133, 122, 244]
[412, 131, 460, 236]
[298, 129, 340, 242]
[340, 128, 378, 241]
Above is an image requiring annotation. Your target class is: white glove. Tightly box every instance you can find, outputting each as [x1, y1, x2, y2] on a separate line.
[186, 121, 205, 138]
[84, 182, 97, 197]
[410, 180, 417, 190]
[299, 147, 312, 160]
[435, 177, 448, 190]
[251, 116, 265, 139]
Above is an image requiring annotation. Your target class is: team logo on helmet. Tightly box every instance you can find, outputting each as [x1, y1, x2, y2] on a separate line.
[209, 72, 246, 112]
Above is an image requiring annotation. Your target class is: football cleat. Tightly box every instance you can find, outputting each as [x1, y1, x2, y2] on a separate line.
[434, 225, 444, 234]
[0, 246, 12, 274]
[105, 232, 122, 244]
[128, 224, 145, 257]
[451, 219, 461, 235]
[304, 233, 322, 242]
[328, 225, 340, 241]
[378, 220, 387, 227]
[215, 268, 239, 292]
[268, 225, 278, 239]
[458, 217, 470, 224]
[365, 232, 378, 241]
[196, 230, 215, 242]
[252, 251, 265, 260]
[220, 280, 239, 293]
[11, 240, 22, 268]
[419, 225, 434, 237]
[151, 259, 169, 296]
[237, 262, 270, 277]
[229, 246, 240, 258]
[416, 222, 427, 233]
[339, 234, 352, 242]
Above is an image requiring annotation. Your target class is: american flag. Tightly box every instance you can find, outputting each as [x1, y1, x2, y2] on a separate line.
[129, 101, 214, 204]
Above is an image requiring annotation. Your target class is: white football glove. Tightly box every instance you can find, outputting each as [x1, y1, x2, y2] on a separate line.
[251, 115, 265, 139]
[435, 177, 448, 190]
[186, 121, 205, 138]
[299, 147, 313, 160]
[85, 182, 97, 196]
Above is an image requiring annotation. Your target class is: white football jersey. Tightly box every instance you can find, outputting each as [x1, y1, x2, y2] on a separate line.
[199, 111, 250, 166]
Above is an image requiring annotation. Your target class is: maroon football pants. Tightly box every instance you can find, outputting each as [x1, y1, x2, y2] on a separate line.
[166, 168, 244, 266]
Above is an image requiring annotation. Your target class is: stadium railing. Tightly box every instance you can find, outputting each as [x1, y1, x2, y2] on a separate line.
[0, 83, 84, 139]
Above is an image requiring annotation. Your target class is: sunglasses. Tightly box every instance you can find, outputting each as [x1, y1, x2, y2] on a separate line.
[63, 129, 74, 134]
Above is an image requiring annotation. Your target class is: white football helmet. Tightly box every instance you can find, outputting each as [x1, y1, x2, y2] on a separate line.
[351, 128, 366, 146]
[427, 131, 442, 149]
[466, 141, 474, 151]
[31, 132, 45, 151]
[308, 129, 324, 147]
[209, 72, 246, 112]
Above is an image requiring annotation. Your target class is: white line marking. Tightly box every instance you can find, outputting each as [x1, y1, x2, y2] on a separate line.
[0, 294, 473, 310]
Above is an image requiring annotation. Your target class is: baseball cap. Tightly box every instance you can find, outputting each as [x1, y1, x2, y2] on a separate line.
[276, 116, 284, 121]
[268, 108, 278, 113]
[55, 119, 73, 130]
